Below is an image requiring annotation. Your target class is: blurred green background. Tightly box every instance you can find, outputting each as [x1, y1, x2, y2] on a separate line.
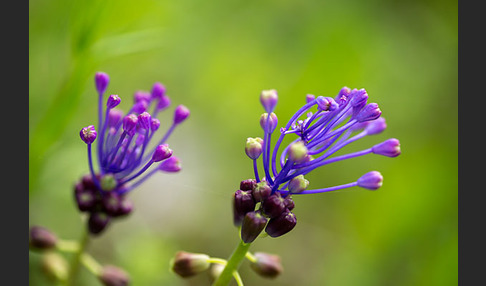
[29, 0, 457, 285]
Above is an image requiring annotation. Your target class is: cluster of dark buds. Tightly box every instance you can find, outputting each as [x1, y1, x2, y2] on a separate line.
[29, 226, 130, 286]
[235, 88, 401, 242]
[77, 72, 189, 235]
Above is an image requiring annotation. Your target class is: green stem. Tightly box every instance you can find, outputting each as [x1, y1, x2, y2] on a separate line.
[66, 228, 90, 286]
[211, 240, 251, 286]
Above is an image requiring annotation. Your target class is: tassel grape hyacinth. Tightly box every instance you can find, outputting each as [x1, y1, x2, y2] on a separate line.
[77, 72, 189, 235]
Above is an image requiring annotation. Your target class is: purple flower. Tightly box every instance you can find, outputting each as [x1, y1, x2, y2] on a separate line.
[77, 72, 189, 234]
[233, 87, 401, 238]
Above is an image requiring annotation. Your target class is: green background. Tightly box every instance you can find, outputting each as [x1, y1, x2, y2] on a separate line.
[29, 0, 457, 285]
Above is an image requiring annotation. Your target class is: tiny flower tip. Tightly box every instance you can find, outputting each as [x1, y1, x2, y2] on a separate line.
[98, 265, 130, 286]
[365, 117, 387, 135]
[150, 118, 161, 131]
[122, 114, 138, 135]
[306, 94, 315, 103]
[133, 91, 151, 103]
[106, 94, 121, 109]
[245, 137, 263, 160]
[171, 251, 211, 278]
[241, 211, 268, 243]
[372, 138, 401, 157]
[357, 171, 383, 190]
[174, 105, 190, 125]
[108, 109, 124, 127]
[80, 125, 97, 144]
[339, 86, 351, 97]
[131, 100, 148, 114]
[100, 174, 117, 191]
[260, 112, 278, 133]
[288, 175, 309, 193]
[265, 210, 297, 238]
[287, 141, 308, 163]
[95, 72, 110, 94]
[159, 156, 182, 172]
[349, 88, 368, 107]
[356, 103, 382, 122]
[152, 144, 173, 162]
[138, 112, 152, 130]
[151, 82, 166, 99]
[260, 89, 278, 112]
[157, 95, 171, 110]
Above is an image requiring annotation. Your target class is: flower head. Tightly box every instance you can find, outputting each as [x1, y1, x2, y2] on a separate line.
[77, 72, 189, 235]
[232, 88, 401, 238]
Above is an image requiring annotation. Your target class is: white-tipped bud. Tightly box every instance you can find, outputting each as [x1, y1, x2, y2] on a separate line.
[245, 137, 263, 159]
[288, 175, 309, 193]
[287, 141, 308, 163]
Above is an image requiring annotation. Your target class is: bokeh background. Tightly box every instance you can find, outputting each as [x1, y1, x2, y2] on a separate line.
[29, 0, 457, 285]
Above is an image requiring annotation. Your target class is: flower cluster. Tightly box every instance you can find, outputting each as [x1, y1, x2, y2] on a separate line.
[234, 88, 400, 242]
[77, 72, 189, 234]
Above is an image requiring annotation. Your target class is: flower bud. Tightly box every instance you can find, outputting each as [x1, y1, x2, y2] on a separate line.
[260, 113, 278, 133]
[365, 117, 387, 135]
[95, 72, 110, 95]
[239, 179, 256, 191]
[265, 210, 297, 238]
[108, 109, 124, 127]
[98, 265, 130, 286]
[42, 252, 68, 282]
[174, 105, 190, 125]
[357, 171, 383, 190]
[249, 252, 283, 279]
[132, 100, 148, 114]
[349, 88, 368, 107]
[88, 212, 110, 235]
[74, 184, 97, 212]
[372, 138, 401, 157]
[151, 82, 166, 100]
[157, 95, 171, 110]
[159, 156, 182, 172]
[356, 103, 381, 122]
[29, 226, 58, 250]
[245, 137, 263, 159]
[106, 94, 121, 109]
[111, 198, 133, 217]
[233, 190, 256, 226]
[262, 193, 286, 219]
[137, 112, 152, 130]
[316, 96, 338, 111]
[102, 192, 121, 216]
[208, 263, 225, 283]
[133, 91, 151, 103]
[253, 181, 272, 202]
[338, 86, 351, 97]
[80, 125, 97, 144]
[122, 114, 138, 135]
[241, 211, 268, 243]
[171, 251, 211, 278]
[287, 141, 308, 163]
[283, 195, 295, 211]
[288, 175, 309, 193]
[150, 118, 161, 131]
[152, 144, 173, 162]
[260, 89, 278, 112]
[305, 94, 315, 103]
[100, 174, 117, 191]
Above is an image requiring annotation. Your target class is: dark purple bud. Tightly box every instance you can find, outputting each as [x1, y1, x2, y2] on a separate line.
[138, 112, 152, 130]
[133, 91, 151, 103]
[99, 265, 130, 286]
[152, 144, 173, 162]
[107, 94, 121, 109]
[30, 226, 58, 249]
[151, 82, 166, 99]
[265, 210, 297, 238]
[365, 117, 387, 135]
[283, 196, 295, 211]
[174, 105, 190, 125]
[159, 156, 182, 172]
[88, 212, 110, 235]
[171, 251, 211, 278]
[262, 193, 286, 219]
[241, 211, 268, 243]
[150, 118, 161, 131]
[114, 198, 133, 217]
[253, 181, 272, 202]
[240, 179, 257, 191]
[157, 95, 171, 110]
[245, 137, 263, 160]
[74, 185, 97, 212]
[95, 72, 110, 95]
[260, 89, 278, 112]
[260, 112, 278, 133]
[233, 190, 256, 226]
[349, 88, 368, 107]
[80, 125, 97, 144]
[102, 192, 121, 216]
[122, 114, 138, 135]
[356, 103, 382, 122]
[306, 94, 315, 103]
[132, 100, 148, 114]
[357, 171, 383, 190]
[372, 138, 401, 157]
[108, 109, 124, 127]
[250, 252, 283, 278]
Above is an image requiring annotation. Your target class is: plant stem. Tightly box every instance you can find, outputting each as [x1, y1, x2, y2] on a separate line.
[211, 239, 251, 286]
[66, 228, 90, 286]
